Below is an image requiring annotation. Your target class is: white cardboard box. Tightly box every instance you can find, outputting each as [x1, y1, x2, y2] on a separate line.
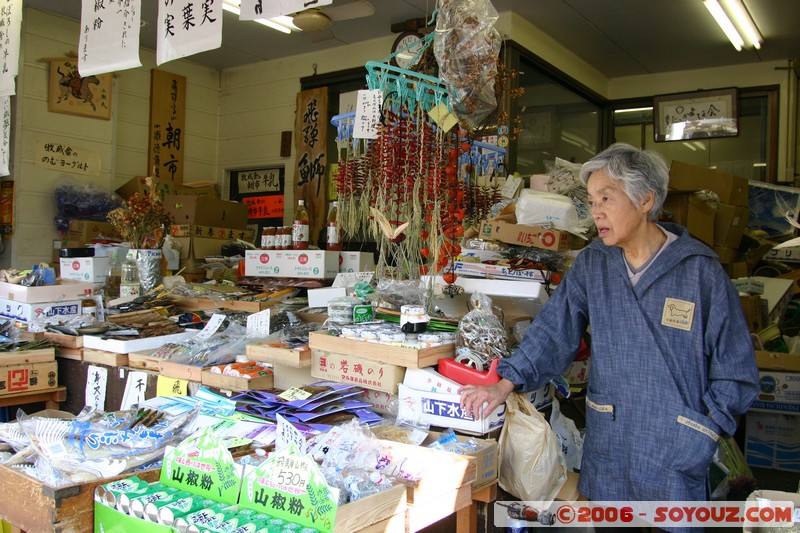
[244, 250, 339, 279]
[0, 280, 94, 303]
[423, 275, 549, 320]
[745, 410, 800, 473]
[339, 252, 375, 273]
[750, 370, 800, 413]
[451, 261, 547, 282]
[0, 298, 82, 324]
[59, 257, 110, 283]
[306, 287, 347, 308]
[397, 383, 505, 435]
[82, 329, 199, 354]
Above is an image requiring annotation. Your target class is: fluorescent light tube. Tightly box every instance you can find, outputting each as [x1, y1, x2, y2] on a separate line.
[704, 0, 744, 51]
[722, 0, 762, 49]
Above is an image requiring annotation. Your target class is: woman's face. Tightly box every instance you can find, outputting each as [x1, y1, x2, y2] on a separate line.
[586, 169, 652, 248]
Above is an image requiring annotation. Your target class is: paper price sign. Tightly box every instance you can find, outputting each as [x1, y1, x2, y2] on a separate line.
[196, 313, 226, 340]
[278, 386, 312, 401]
[276, 414, 306, 453]
[246, 309, 271, 337]
[274, 462, 310, 493]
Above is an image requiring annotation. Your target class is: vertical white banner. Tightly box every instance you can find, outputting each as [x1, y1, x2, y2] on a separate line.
[78, 0, 142, 76]
[259, 0, 332, 19]
[120, 370, 149, 409]
[85, 365, 108, 412]
[0, 96, 10, 176]
[157, 0, 223, 66]
[0, 0, 22, 96]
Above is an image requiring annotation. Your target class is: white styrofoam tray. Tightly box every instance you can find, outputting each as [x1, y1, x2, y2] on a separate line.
[82, 329, 200, 354]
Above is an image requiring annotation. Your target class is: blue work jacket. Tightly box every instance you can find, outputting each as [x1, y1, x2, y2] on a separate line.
[498, 222, 758, 502]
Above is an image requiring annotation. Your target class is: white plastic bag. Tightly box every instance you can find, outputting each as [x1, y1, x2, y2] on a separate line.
[498, 393, 567, 502]
[550, 398, 584, 473]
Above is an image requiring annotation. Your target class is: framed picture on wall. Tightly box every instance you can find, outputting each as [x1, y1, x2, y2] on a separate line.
[653, 88, 737, 142]
[47, 58, 112, 120]
[519, 107, 556, 148]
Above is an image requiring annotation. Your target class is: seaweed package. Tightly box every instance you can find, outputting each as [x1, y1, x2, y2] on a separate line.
[455, 292, 510, 370]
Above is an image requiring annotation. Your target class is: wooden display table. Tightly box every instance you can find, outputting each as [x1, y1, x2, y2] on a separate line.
[0, 386, 66, 410]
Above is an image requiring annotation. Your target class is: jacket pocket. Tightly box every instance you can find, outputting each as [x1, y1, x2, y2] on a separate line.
[669, 407, 721, 482]
[584, 391, 616, 458]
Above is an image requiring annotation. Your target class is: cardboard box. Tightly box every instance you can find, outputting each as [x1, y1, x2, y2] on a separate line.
[423, 431, 498, 490]
[244, 250, 339, 279]
[0, 280, 93, 303]
[663, 191, 715, 246]
[750, 351, 800, 413]
[163, 195, 248, 228]
[175, 181, 219, 198]
[0, 361, 58, 395]
[739, 295, 765, 333]
[312, 349, 406, 393]
[764, 245, 800, 263]
[479, 220, 585, 251]
[723, 261, 748, 279]
[397, 383, 505, 435]
[756, 276, 795, 324]
[65, 220, 120, 243]
[173, 236, 226, 261]
[339, 251, 376, 273]
[713, 203, 749, 248]
[452, 260, 547, 282]
[0, 298, 82, 324]
[745, 410, 800, 472]
[306, 287, 346, 308]
[59, 256, 110, 283]
[668, 160, 749, 207]
[114, 176, 176, 200]
[170, 224, 255, 243]
[743, 489, 800, 532]
[713, 245, 739, 265]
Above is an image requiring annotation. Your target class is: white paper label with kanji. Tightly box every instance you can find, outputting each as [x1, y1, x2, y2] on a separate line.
[258, 0, 332, 18]
[78, 0, 142, 76]
[353, 90, 382, 140]
[0, 0, 22, 96]
[196, 313, 226, 340]
[275, 413, 306, 454]
[157, 0, 223, 66]
[120, 371, 149, 410]
[85, 365, 108, 411]
[246, 309, 271, 337]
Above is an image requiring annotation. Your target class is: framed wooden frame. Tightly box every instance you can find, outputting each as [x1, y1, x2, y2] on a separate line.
[653, 88, 737, 142]
[47, 58, 112, 120]
[519, 106, 556, 148]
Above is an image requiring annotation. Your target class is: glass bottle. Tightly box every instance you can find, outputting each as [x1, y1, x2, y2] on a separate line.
[280, 226, 292, 249]
[292, 200, 310, 250]
[104, 248, 122, 300]
[119, 252, 141, 298]
[326, 201, 342, 251]
[260, 226, 276, 250]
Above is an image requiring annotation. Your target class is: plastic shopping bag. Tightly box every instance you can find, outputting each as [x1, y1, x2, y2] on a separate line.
[550, 398, 584, 473]
[499, 393, 567, 502]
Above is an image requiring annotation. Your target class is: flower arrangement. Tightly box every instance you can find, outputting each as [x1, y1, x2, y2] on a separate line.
[107, 179, 172, 249]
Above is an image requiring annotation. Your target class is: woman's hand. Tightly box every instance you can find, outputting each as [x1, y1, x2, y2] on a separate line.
[458, 378, 516, 419]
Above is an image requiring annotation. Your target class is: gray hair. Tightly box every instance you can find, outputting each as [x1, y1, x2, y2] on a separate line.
[579, 143, 669, 222]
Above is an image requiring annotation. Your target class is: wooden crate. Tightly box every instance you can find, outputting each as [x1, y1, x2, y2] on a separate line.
[158, 361, 203, 382]
[167, 295, 284, 313]
[0, 347, 55, 365]
[408, 483, 473, 532]
[43, 332, 83, 349]
[54, 347, 83, 361]
[82, 348, 129, 367]
[334, 483, 407, 533]
[126, 351, 161, 370]
[0, 465, 159, 533]
[201, 368, 274, 391]
[308, 330, 454, 368]
[246, 342, 311, 368]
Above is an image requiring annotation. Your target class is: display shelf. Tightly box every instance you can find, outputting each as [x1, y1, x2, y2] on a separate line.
[308, 330, 454, 369]
[246, 342, 311, 368]
[82, 348, 129, 367]
[0, 347, 55, 365]
[200, 368, 274, 391]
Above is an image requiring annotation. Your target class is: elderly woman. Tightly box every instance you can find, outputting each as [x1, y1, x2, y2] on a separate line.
[459, 143, 757, 502]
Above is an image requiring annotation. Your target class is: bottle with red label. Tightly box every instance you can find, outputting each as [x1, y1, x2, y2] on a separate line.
[292, 199, 310, 250]
[260, 226, 276, 250]
[326, 200, 343, 251]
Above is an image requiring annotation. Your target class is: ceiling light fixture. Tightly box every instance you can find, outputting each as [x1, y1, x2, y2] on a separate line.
[221, 0, 298, 34]
[703, 0, 762, 51]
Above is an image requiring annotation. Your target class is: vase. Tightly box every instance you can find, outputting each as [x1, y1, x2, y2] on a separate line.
[133, 249, 163, 294]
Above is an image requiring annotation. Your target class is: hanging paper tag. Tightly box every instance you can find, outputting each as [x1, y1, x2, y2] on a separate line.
[276, 414, 307, 453]
[85, 365, 108, 411]
[353, 89, 383, 139]
[120, 371, 149, 409]
[501, 174, 523, 199]
[195, 313, 226, 340]
[428, 102, 459, 132]
[278, 387, 313, 401]
[247, 309, 271, 337]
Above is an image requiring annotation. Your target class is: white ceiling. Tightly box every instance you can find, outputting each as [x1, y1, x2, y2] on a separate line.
[23, 0, 800, 78]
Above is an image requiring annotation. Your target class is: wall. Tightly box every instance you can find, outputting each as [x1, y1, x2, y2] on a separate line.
[8, 8, 220, 269]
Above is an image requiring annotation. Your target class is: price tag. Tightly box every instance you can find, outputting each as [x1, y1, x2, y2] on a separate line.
[501, 174, 522, 199]
[273, 457, 311, 493]
[353, 89, 383, 139]
[246, 309, 271, 337]
[332, 271, 374, 288]
[428, 102, 459, 132]
[278, 387, 312, 401]
[276, 414, 306, 453]
[195, 313, 226, 340]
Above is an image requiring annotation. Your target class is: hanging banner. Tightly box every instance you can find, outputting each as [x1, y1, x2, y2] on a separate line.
[0, 96, 9, 176]
[294, 87, 328, 246]
[259, 0, 332, 19]
[78, 0, 141, 76]
[157, 0, 223, 66]
[148, 69, 186, 187]
[0, 0, 22, 96]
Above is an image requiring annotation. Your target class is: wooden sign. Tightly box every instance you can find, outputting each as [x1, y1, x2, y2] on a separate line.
[148, 69, 186, 187]
[294, 87, 328, 244]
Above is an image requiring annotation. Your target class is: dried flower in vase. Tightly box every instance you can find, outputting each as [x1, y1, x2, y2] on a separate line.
[107, 181, 172, 249]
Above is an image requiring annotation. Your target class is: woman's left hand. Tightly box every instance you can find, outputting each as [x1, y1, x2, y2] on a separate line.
[458, 378, 516, 419]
